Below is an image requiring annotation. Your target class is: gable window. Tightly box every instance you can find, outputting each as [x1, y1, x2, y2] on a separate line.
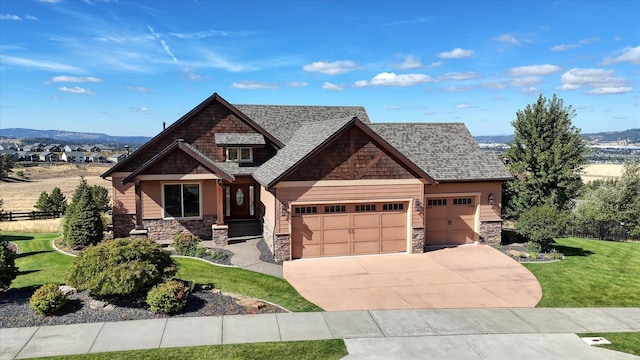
[226, 147, 253, 162]
[163, 183, 200, 218]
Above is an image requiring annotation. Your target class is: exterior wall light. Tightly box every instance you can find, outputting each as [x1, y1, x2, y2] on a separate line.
[281, 203, 288, 217]
[488, 193, 495, 205]
[415, 199, 422, 211]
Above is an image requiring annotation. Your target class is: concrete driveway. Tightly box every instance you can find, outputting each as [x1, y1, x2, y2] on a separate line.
[283, 245, 542, 311]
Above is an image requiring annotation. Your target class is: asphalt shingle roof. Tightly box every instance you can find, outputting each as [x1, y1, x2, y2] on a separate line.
[214, 133, 265, 146]
[252, 117, 355, 187]
[234, 104, 370, 145]
[369, 123, 512, 181]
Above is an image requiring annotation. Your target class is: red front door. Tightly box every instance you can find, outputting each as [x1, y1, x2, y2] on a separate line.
[227, 184, 253, 219]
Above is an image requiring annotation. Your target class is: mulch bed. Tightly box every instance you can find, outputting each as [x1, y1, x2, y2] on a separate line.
[0, 284, 287, 329]
[496, 242, 565, 262]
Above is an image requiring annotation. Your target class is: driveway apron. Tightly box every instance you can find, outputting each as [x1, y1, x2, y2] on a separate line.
[283, 245, 542, 311]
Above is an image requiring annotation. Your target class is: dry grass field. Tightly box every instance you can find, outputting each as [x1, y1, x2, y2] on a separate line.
[581, 163, 624, 183]
[0, 163, 112, 212]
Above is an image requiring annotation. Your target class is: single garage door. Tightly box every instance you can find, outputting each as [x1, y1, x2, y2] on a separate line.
[291, 202, 408, 259]
[425, 197, 476, 246]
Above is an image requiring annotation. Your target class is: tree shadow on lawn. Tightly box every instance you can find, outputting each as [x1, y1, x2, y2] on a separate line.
[1, 234, 35, 241]
[15, 250, 53, 259]
[552, 244, 594, 257]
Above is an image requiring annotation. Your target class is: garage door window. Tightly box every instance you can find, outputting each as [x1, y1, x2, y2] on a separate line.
[355, 204, 377, 212]
[453, 198, 473, 206]
[294, 206, 318, 215]
[324, 205, 346, 213]
[427, 199, 447, 207]
[382, 203, 404, 211]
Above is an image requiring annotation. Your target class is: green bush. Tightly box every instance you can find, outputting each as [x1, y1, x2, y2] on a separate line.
[29, 284, 67, 315]
[146, 280, 191, 314]
[63, 178, 103, 250]
[516, 205, 568, 251]
[66, 238, 177, 297]
[0, 236, 19, 289]
[172, 233, 201, 256]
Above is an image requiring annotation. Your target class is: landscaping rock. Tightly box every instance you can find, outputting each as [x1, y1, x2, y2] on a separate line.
[58, 285, 76, 296]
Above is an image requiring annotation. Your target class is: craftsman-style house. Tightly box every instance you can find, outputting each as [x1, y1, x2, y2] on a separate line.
[102, 93, 511, 261]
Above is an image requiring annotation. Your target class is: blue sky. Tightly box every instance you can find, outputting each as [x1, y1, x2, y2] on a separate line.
[1, 0, 638, 137]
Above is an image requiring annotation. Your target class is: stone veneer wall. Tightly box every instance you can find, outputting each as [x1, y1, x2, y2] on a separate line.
[411, 227, 425, 253]
[273, 233, 290, 262]
[480, 220, 502, 244]
[262, 217, 275, 254]
[142, 215, 217, 241]
[212, 225, 228, 246]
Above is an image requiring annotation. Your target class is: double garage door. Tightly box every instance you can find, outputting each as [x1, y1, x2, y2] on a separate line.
[291, 202, 408, 259]
[425, 196, 476, 245]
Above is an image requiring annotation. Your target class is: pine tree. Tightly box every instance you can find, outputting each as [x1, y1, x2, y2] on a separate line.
[48, 187, 67, 214]
[0, 236, 19, 289]
[63, 178, 103, 249]
[504, 94, 588, 219]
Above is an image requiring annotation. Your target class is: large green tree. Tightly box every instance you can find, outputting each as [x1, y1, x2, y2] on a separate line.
[0, 154, 14, 179]
[63, 178, 103, 249]
[35, 187, 67, 213]
[504, 94, 588, 219]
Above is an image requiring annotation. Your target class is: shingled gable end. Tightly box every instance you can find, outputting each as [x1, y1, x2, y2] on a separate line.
[102, 92, 511, 261]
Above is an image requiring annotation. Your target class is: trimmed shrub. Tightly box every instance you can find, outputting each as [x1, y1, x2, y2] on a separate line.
[146, 280, 191, 314]
[172, 233, 201, 256]
[516, 205, 572, 251]
[0, 236, 19, 289]
[29, 284, 67, 315]
[66, 238, 177, 297]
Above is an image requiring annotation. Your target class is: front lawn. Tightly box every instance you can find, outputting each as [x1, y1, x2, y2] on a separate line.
[579, 333, 640, 356]
[524, 238, 640, 307]
[28, 340, 348, 360]
[1, 232, 321, 312]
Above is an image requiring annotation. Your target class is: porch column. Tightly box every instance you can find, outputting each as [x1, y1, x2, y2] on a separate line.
[216, 179, 225, 225]
[134, 179, 144, 230]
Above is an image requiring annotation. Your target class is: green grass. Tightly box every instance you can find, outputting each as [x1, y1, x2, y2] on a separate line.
[2, 232, 74, 289]
[175, 258, 321, 312]
[29, 340, 348, 360]
[524, 238, 640, 307]
[579, 333, 640, 356]
[2, 231, 321, 312]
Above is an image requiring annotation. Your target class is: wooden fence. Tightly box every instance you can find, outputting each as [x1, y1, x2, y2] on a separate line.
[0, 210, 63, 221]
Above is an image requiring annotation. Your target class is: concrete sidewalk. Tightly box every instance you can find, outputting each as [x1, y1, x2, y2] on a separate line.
[2, 308, 639, 359]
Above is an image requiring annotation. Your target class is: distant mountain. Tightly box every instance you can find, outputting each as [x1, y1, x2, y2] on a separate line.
[0, 128, 151, 146]
[475, 128, 640, 144]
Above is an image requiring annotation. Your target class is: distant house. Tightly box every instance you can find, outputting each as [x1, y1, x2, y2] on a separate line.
[61, 151, 84, 163]
[0, 150, 19, 162]
[87, 153, 106, 163]
[0, 143, 18, 151]
[39, 152, 59, 162]
[108, 153, 126, 163]
[23, 144, 44, 152]
[91, 145, 115, 152]
[45, 144, 62, 152]
[64, 145, 85, 152]
[17, 151, 38, 162]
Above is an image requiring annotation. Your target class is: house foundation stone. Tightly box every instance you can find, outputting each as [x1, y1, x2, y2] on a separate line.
[274, 233, 290, 262]
[480, 220, 502, 244]
[412, 226, 425, 253]
[128, 228, 148, 240]
[143, 215, 217, 241]
[262, 218, 275, 252]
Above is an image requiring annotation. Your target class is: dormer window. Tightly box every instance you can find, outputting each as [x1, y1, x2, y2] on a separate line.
[227, 147, 253, 162]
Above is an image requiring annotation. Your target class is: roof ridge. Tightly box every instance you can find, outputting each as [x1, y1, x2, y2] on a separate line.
[235, 104, 366, 108]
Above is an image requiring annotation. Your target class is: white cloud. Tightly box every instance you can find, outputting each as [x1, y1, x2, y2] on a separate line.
[456, 103, 477, 109]
[427, 61, 443, 68]
[58, 86, 95, 95]
[393, 55, 422, 69]
[551, 38, 598, 51]
[493, 34, 520, 45]
[482, 81, 508, 90]
[600, 45, 640, 65]
[354, 72, 432, 87]
[181, 67, 202, 81]
[438, 72, 482, 81]
[507, 64, 560, 77]
[0, 55, 84, 73]
[384, 105, 400, 110]
[0, 14, 21, 21]
[303, 60, 358, 75]
[147, 25, 178, 64]
[438, 48, 474, 59]
[443, 86, 473, 92]
[230, 81, 277, 90]
[130, 106, 151, 113]
[510, 76, 541, 87]
[51, 75, 102, 83]
[169, 30, 252, 39]
[520, 87, 540, 95]
[321, 82, 344, 91]
[126, 86, 153, 93]
[557, 68, 632, 95]
[25, 15, 38, 20]
[287, 81, 308, 88]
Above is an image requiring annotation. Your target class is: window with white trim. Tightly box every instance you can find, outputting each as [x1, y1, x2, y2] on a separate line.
[163, 183, 200, 218]
[226, 147, 253, 162]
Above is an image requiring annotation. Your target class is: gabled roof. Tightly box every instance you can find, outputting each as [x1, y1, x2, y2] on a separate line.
[121, 140, 235, 184]
[214, 133, 265, 146]
[253, 117, 434, 189]
[369, 123, 512, 181]
[235, 104, 370, 145]
[102, 93, 282, 178]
